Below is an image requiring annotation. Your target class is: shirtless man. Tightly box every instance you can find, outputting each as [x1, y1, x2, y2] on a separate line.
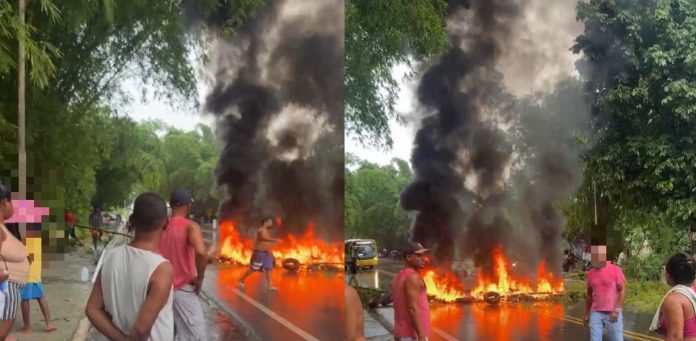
[238, 217, 281, 291]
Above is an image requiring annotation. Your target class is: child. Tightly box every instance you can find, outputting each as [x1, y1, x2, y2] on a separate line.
[18, 226, 56, 333]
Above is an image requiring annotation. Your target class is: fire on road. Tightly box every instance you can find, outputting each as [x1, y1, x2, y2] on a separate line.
[359, 260, 660, 341]
[203, 264, 345, 341]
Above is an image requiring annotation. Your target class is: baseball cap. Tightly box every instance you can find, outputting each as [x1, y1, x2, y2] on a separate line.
[170, 188, 194, 207]
[403, 241, 428, 256]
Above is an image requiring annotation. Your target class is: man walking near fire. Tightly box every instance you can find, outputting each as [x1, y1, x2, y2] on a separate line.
[584, 241, 626, 341]
[392, 241, 431, 341]
[158, 188, 208, 340]
[238, 217, 281, 291]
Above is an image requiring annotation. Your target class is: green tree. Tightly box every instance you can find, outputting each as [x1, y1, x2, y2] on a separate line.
[345, 156, 412, 250]
[574, 0, 696, 225]
[1, 0, 263, 237]
[345, 0, 449, 148]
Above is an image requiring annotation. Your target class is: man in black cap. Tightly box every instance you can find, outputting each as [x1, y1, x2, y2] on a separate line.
[392, 241, 431, 341]
[158, 188, 208, 340]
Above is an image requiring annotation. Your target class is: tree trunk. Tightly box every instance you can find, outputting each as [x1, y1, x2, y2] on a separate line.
[18, 0, 27, 240]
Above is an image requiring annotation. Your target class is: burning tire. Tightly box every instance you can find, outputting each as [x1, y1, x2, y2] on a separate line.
[282, 258, 301, 272]
[368, 293, 393, 310]
[484, 291, 501, 305]
[456, 296, 474, 304]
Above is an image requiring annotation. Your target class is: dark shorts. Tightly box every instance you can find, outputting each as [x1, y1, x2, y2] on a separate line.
[250, 250, 275, 272]
[347, 260, 357, 275]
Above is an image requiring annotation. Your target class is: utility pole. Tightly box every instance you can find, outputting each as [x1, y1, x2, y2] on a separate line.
[18, 0, 27, 239]
[593, 181, 597, 226]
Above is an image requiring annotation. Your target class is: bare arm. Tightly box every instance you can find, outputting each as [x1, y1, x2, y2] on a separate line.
[344, 286, 366, 341]
[85, 271, 128, 341]
[615, 282, 626, 310]
[663, 294, 685, 341]
[584, 286, 593, 324]
[405, 274, 426, 340]
[259, 229, 281, 243]
[127, 262, 173, 341]
[187, 222, 208, 294]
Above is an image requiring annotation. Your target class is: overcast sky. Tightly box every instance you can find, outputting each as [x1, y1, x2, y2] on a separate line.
[344, 63, 418, 165]
[120, 62, 418, 166]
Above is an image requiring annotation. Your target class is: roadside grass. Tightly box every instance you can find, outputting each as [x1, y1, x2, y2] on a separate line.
[564, 278, 667, 313]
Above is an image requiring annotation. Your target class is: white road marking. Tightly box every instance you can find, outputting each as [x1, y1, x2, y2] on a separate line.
[433, 327, 460, 341]
[228, 285, 320, 341]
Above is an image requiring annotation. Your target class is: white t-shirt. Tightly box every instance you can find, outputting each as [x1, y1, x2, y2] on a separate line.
[617, 252, 627, 266]
[98, 245, 174, 340]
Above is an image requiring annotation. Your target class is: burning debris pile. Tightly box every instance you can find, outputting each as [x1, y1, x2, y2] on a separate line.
[401, 0, 589, 302]
[422, 246, 564, 304]
[202, 0, 344, 252]
[217, 220, 343, 271]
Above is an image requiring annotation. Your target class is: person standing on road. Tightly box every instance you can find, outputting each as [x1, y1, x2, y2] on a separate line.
[649, 252, 696, 340]
[158, 188, 208, 341]
[0, 183, 30, 341]
[392, 241, 430, 341]
[238, 217, 281, 291]
[18, 225, 57, 334]
[584, 242, 626, 341]
[64, 209, 83, 247]
[347, 244, 359, 286]
[86, 192, 174, 340]
[88, 207, 103, 252]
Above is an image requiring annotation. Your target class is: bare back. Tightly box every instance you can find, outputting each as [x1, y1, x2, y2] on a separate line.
[255, 226, 275, 251]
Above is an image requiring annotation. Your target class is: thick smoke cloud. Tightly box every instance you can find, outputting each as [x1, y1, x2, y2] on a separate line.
[204, 0, 344, 240]
[401, 0, 589, 279]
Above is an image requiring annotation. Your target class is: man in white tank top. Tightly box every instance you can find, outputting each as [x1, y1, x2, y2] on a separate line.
[85, 192, 174, 340]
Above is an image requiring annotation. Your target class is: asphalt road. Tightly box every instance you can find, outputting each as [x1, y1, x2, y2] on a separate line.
[201, 224, 346, 341]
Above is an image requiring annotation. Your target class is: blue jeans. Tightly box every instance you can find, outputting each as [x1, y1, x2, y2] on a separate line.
[590, 311, 623, 341]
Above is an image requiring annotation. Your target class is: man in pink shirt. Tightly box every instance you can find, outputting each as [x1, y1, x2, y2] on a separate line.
[159, 188, 208, 340]
[584, 242, 626, 341]
[392, 241, 430, 341]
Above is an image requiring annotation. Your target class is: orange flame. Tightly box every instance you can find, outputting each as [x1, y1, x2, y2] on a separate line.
[423, 246, 564, 301]
[219, 220, 343, 267]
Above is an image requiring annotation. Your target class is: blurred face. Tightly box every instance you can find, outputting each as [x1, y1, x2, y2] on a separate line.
[261, 218, 273, 229]
[591, 245, 607, 267]
[406, 252, 428, 269]
[0, 198, 13, 220]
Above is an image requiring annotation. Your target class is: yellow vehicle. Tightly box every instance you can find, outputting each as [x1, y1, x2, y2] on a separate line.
[345, 239, 378, 270]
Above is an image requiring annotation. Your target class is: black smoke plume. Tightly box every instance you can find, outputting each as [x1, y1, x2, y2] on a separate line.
[204, 0, 344, 240]
[401, 0, 589, 280]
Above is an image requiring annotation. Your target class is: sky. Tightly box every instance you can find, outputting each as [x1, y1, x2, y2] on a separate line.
[119, 76, 214, 132]
[122, 62, 419, 166]
[344, 63, 418, 165]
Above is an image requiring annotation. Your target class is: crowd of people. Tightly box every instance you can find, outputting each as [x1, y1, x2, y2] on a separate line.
[85, 188, 209, 340]
[5, 179, 696, 340]
[0, 182, 59, 340]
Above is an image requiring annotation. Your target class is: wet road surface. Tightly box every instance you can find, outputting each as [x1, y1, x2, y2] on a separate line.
[201, 224, 344, 340]
[202, 261, 344, 340]
[361, 258, 660, 341]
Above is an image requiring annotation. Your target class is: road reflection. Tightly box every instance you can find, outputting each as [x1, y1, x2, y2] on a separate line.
[216, 264, 344, 340]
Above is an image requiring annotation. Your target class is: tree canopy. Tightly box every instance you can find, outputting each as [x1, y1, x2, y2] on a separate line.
[345, 155, 412, 250]
[0, 0, 263, 239]
[345, 0, 449, 148]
